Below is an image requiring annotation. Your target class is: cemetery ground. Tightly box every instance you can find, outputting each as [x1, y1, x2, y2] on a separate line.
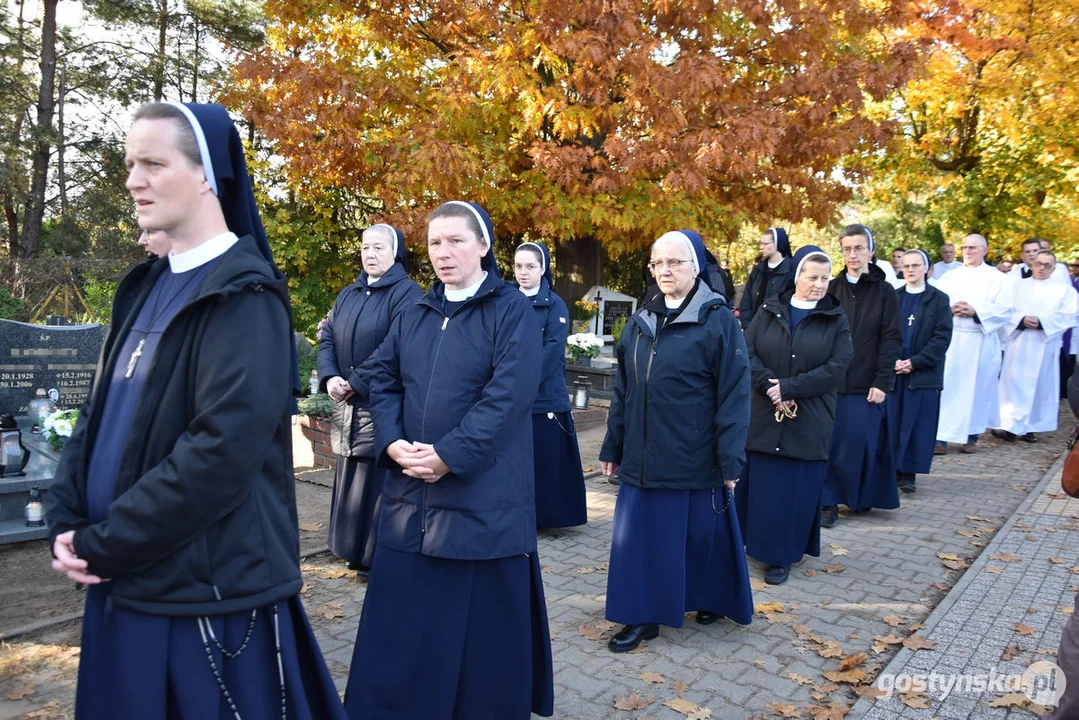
[1, 407, 1078, 719]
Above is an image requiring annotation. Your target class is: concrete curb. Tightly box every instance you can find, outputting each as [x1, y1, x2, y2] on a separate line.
[850, 450, 1067, 715]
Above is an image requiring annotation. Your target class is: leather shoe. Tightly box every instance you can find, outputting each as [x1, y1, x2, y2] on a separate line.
[820, 505, 839, 528]
[897, 473, 916, 493]
[608, 623, 659, 653]
[934, 443, 948, 455]
[696, 611, 722, 625]
[1022, 433, 1037, 443]
[960, 441, 977, 454]
[991, 429, 1016, 442]
[765, 564, 791, 585]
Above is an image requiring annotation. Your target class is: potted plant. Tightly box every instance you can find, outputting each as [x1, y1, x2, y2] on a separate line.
[566, 332, 604, 366]
[42, 408, 79, 451]
[574, 299, 599, 333]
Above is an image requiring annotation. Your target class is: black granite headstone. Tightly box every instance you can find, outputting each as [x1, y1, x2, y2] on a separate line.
[0, 319, 106, 415]
[602, 300, 633, 336]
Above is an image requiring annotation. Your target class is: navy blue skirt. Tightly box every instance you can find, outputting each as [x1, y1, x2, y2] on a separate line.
[822, 394, 900, 512]
[888, 382, 941, 475]
[736, 452, 826, 566]
[328, 454, 382, 567]
[344, 546, 554, 719]
[605, 484, 753, 628]
[75, 584, 345, 719]
[532, 411, 587, 528]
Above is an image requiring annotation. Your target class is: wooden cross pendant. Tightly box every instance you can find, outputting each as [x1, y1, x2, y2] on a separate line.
[125, 338, 146, 378]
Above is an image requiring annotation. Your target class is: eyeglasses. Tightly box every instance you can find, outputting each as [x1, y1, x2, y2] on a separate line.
[648, 259, 690, 272]
[774, 401, 798, 423]
[840, 245, 868, 255]
[959, 245, 984, 251]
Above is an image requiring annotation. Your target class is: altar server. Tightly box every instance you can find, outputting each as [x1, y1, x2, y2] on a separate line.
[46, 102, 345, 719]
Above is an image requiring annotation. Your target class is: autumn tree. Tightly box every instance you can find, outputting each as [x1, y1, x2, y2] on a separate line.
[232, 0, 917, 302]
[866, 0, 1079, 252]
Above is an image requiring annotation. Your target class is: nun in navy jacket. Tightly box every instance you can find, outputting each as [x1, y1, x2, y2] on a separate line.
[317, 223, 422, 571]
[344, 201, 554, 720]
[514, 241, 587, 528]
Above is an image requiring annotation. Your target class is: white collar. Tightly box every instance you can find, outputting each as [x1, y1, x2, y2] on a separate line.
[445, 272, 488, 302]
[168, 232, 238, 273]
[790, 297, 818, 309]
[367, 274, 382, 285]
[520, 285, 541, 297]
[767, 256, 783, 269]
[905, 283, 926, 294]
[664, 295, 685, 309]
[845, 273, 861, 283]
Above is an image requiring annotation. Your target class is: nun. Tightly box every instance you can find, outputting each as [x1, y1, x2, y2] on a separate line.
[344, 201, 554, 719]
[600, 230, 753, 653]
[514, 241, 588, 528]
[736, 247, 853, 584]
[890, 250, 953, 493]
[821, 225, 903, 528]
[738, 226, 793, 327]
[318, 224, 422, 573]
[45, 102, 345, 718]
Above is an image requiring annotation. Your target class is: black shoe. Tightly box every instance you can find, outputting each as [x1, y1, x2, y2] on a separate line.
[765, 564, 791, 585]
[897, 473, 916, 493]
[1022, 433, 1037, 443]
[991, 429, 1017, 442]
[821, 505, 839, 528]
[608, 623, 659, 653]
[696, 611, 722, 625]
[345, 560, 360, 570]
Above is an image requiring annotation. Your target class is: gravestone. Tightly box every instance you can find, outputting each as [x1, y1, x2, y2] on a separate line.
[0, 319, 106, 416]
[579, 286, 637, 342]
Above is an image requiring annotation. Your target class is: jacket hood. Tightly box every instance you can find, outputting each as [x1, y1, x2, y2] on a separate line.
[764, 289, 844, 317]
[357, 262, 410, 290]
[840, 262, 887, 284]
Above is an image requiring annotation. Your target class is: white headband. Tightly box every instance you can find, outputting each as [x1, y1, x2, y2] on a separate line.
[796, 251, 831, 279]
[517, 242, 546, 273]
[165, 102, 218, 196]
[656, 231, 700, 274]
[445, 201, 491, 250]
[366, 223, 398, 258]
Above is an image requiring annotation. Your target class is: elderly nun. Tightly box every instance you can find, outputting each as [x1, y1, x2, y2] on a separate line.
[890, 250, 953, 492]
[737, 246, 854, 584]
[318, 224, 422, 574]
[600, 230, 753, 653]
[46, 102, 345, 718]
[515, 241, 588, 528]
[345, 201, 554, 719]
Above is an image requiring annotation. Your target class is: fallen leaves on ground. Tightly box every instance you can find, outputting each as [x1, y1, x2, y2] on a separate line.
[301, 563, 353, 580]
[613, 693, 655, 711]
[803, 704, 850, 719]
[882, 615, 905, 627]
[541, 566, 555, 574]
[899, 691, 929, 709]
[788, 673, 813, 686]
[664, 698, 712, 718]
[852, 686, 887, 700]
[1049, 558, 1070, 564]
[1002, 644, 1023, 661]
[5, 685, 35, 701]
[902, 635, 936, 650]
[576, 566, 595, 574]
[298, 522, 323, 532]
[988, 693, 1030, 708]
[1015, 623, 1036, 636]
[957, 529, 980, 538]
[1064, 606, 1075, 615]
[766, 702, 801, 717]
[989, 552, 1022, 562]
[822, 668, 865, 684]
[751, 577, 769, 591]
[986, 566, 1006, 574]
[828, 543, 848, 556]
[755, 602, 785, 615]
[874, 633, 904, 645]
[1010, 483, 1029, 492]
[578, 621, 616, 641]
[821, 564, 846, 574]
[672, 680, 688, 696]
[640, 672, 664, 684]
[803, 569, 817, 577]
[838, 652, 867, 671]
[582, 465, 596, 473]
[1048, 493, 1069, 500]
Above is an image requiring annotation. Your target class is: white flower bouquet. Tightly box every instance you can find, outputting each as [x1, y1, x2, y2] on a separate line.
[566, 332, 604, 361]
[43, 408, 79, 451]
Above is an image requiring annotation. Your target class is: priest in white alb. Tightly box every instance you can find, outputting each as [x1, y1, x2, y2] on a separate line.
[934, 234, 1014, 453]
[995, 250, 1078, 441]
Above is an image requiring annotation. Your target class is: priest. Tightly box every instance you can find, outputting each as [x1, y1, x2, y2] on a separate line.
[995, 250, 1078, 441]
[933, 243, 961, 280]
[934, 234, 1013, 453]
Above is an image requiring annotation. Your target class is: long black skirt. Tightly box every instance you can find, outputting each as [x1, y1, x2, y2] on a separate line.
[888, 382, 941, 475]
[533, 411, 588, 528]
[736, 451, 827, 566]
[328, 454, 382, 567]
[344, 546, 554, 719]
[75, 584, 345, 719]
[605, 484, 753, 628]
[822, 394, 900, 512]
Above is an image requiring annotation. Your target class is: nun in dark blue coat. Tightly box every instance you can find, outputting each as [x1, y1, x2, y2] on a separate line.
[889, 250, 953, 492]
[600, 230, 753, 654]
[318, 224, 422, 572]
[737, 247, 854, 585]
[344, 201, 554, 719]
[514, 241, 587, 528]
[46, 102, 344, 718]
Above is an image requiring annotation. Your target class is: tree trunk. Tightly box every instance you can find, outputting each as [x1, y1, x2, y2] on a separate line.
[4, 193, 19, 256]
[154, 0, 169, 101]
[18, 0, 58, 259]
[191, 21, 200, 102]
[555, 235, 604, 321]
[57, 64, 67, 218]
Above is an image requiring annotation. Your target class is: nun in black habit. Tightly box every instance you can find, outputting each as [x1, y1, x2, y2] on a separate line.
[46, 102, 344, 718]
[600, 230, 753, 653]
[318, 224, 422, 571]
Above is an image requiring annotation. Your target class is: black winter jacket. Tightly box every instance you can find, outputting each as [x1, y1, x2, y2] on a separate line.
[46, 236, 302, 616]
[366, 271, 541, 560]
[828, 264, 902, 395]
[744, 292, 854, 461]
[894, 285, 953, 391]
[600, 280, 751, 488]
[524, 278, 572, 413]
[738, 256, 794, 328]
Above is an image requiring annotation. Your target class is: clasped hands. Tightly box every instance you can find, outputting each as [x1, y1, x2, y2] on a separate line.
[51, 530, 106, 584]
[387, 439, 451, 483]
[894, 359, 913, 375]
[1022, 315, 1041, 330]
[326, 376, 354, 403]
[766, 378, 797, 415]
[951, 301, 976, 318]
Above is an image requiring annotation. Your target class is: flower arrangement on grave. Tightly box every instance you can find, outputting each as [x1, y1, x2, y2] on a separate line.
[566, 332, 604, 361]
[42, 408, 79, 451]
[574, 299, 598, 332]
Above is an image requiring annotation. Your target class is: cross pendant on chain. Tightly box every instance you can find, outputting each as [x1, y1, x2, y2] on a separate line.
[125, 338, 146, 378]
[907, 314, 916, 327]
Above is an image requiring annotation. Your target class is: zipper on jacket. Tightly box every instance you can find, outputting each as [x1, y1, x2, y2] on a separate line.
[633, 329, 642, 384]
[641, 334, 659, 486]
[418, 313, 450, 534]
